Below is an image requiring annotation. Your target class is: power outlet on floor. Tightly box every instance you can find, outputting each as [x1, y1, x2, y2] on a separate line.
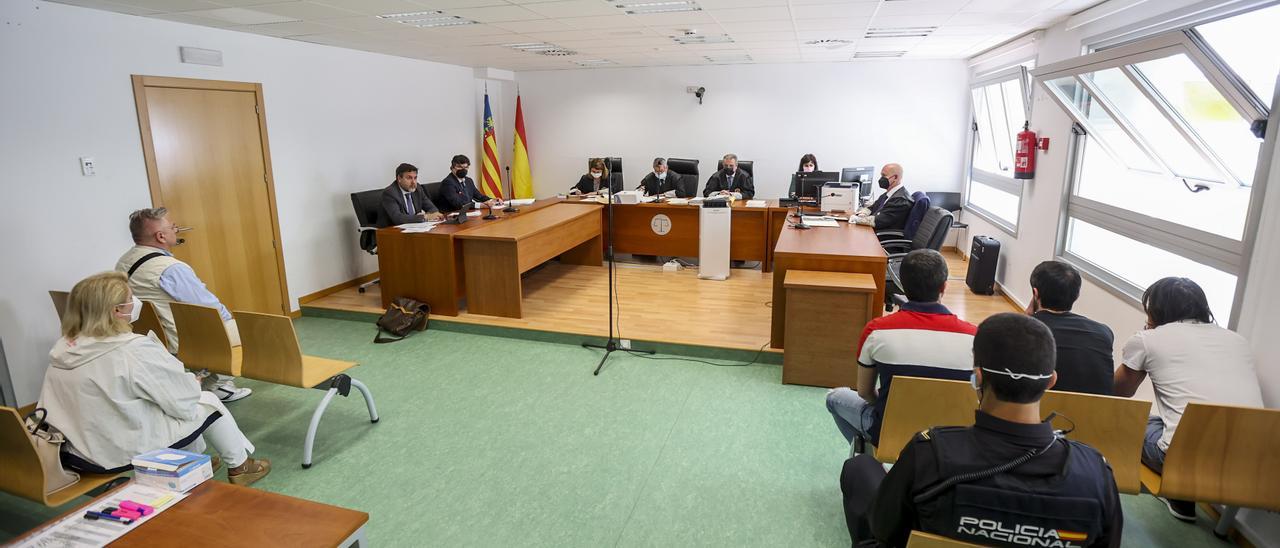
[620, 339, 631, 350]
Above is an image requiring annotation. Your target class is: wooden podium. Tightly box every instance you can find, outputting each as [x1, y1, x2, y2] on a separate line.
[782, 270, 878, 387]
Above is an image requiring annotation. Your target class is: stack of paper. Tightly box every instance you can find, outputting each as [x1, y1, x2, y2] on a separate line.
[746, 200, 767, 208]
[396, 221, 440, 233]
[14, 483, 188, 548]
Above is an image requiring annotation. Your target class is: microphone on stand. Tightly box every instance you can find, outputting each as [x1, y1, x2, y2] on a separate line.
[503, 166, 519, 213]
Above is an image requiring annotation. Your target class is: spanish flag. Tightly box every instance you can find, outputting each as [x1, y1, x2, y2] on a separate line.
[511, 94, 534, 199]
[480, 93, 503, 199]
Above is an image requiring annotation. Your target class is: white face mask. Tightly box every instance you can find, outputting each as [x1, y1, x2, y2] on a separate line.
[117, 296, 143, 323]
[656, 171, 667, 180]
[802, 166, 815, 173]
[590, 171, 602, 179]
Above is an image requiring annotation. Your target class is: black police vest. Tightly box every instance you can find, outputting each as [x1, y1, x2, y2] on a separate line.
[913, 427, 1113, 548]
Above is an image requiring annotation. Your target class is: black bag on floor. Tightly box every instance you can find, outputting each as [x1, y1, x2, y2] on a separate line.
[374, 297, 429, 343]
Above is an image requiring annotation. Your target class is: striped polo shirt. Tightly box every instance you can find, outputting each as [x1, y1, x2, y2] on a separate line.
[857, 301, 977, 444]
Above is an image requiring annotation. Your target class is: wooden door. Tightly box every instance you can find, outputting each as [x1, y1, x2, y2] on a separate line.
[132, 76, 289, 315]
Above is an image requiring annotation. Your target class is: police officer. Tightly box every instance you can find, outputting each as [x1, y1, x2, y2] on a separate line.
[841, 313, 1123, 547]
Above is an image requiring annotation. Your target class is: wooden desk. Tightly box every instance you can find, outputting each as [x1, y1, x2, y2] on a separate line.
[600, 201, 775, 267]
[770, 218, 886, 348]
[783, 271, 878, 387]
[377, 200, 564, 316]
[456, 202, 603, 318]
[10, 481, 368, 547]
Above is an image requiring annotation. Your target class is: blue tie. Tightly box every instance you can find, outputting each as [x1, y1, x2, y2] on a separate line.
[404, 193, 413, 215]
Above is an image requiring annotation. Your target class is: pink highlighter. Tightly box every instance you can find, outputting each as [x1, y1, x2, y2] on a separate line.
[119, 500, 155, 516]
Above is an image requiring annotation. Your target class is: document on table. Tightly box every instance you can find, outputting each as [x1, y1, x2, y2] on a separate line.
[801, 217, 840, 227]
[15, 483, 188, 548]
[396, 221, 441, 233]
[745, 200, 767, 208]
[506, 198, 536, 206]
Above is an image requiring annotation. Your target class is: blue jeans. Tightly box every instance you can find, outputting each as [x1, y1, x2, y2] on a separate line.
[1142, 416, 1167, 474]
[826, 388, 877, 444]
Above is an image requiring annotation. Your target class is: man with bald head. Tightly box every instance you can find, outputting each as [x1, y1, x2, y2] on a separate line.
[855, 163, 914, 233]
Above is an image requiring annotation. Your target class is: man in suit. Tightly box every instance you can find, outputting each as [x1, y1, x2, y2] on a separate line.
[440, 154, 497, 212]
[638, 157, 680, 197]
[854, 163, 913, 232]
[380, 163, 443, 227]
[703, 153, 754, 199]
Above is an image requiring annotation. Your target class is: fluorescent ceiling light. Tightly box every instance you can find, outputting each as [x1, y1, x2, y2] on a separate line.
[672, 34, 733, 44]
[377, 11, 439, 19]
[613, 0, 702, 15]
[853, 50, 906, 58]
[865, 26, 936, 38]
[574, 59, 616, 66]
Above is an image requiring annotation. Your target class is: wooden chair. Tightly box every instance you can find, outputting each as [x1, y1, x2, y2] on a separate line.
[169, 301, 242, 377]
[907, 531, 984, 548]
[876, 377, 1151, 494]
[232, 311, 379, 468]
[1040, 389, 1151, 494]
[875, 376, 977, 463]
[132, 300, 171, 351]
[48, 290, 69, 323]
[1140, 402, 1280, 538]
[0, 406, 121, 507]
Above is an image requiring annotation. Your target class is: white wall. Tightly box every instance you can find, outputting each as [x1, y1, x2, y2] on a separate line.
[0, 0, 477, 405]
[514, 60, 970, 199]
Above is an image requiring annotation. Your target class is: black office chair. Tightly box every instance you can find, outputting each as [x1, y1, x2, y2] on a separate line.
[716, 159, 753, 178]
[876, 191, 930, 242]
[667, 158, 700, 198]
[884, 206, 955, 309]
[926, 190, 968, 234]
[349, 190, 383, 293]
[422, 181, 450, 212]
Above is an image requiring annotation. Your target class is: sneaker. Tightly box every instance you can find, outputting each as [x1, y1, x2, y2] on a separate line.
[228, 458, 271, 487]
[215, 385, 252, 403]
[1164, 498, 1197, 522]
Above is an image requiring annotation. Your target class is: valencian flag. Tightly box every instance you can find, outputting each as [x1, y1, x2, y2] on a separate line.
[511, 94, 534, 199]
[480, 93, 503, 199]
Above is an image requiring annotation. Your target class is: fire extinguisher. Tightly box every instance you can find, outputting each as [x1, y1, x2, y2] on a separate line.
[1014, 121, 1036, 180]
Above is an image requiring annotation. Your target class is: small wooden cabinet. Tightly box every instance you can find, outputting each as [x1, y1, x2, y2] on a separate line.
[782, 270, 878, 387]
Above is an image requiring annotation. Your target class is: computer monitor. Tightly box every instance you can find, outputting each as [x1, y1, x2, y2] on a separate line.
[791, 171, 840, 200]
[841, 166, 875, 183]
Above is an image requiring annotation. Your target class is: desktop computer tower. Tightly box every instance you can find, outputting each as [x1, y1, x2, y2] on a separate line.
[966, 235, 1000, 295]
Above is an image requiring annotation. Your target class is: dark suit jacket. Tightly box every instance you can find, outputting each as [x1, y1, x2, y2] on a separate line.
[638, 172, 681, 196]
[379, 182, 439, 227]
[873, 186, 914, 232]
[702, 168, 755, 199]
[439, 174, 492, 212]
[572, 174, 621, 195]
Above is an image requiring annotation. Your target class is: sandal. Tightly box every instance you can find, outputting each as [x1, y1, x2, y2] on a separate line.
[227, 458, 271, 486]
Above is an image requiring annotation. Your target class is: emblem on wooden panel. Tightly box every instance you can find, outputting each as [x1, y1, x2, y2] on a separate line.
[650, 214, 672, 236]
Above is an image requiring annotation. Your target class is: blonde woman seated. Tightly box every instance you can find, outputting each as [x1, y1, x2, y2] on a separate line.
[38, 271, 270, 485]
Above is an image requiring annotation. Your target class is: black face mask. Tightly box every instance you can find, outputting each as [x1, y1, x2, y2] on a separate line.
[724, 166, 736, 175]
[456, 168, 468, 179]
[878, 176, 891, 189]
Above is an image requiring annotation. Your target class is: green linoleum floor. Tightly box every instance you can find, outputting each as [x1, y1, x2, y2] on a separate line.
[0, 316, 1234, 546]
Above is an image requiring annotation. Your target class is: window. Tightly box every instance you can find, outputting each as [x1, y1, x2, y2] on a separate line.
[966, 65, 1031, 233]
[1036, 13, 1273, 325]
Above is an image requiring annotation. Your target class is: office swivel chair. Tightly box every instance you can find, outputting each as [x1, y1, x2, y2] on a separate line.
[349, 190, 383, 293]
[424, 181, 447, 211]
[716, 159, 754, 178]
[876, 191, 930, 242]
[666, 158, 700, 198]
[884, 206, 955, 309]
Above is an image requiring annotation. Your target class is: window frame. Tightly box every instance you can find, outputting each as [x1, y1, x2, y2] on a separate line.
[1036, 29, 1276, 328]
[965, 64, 1032, 236]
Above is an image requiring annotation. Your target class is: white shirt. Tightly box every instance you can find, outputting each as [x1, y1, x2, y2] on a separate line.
[1122, 320, 1263, 451]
